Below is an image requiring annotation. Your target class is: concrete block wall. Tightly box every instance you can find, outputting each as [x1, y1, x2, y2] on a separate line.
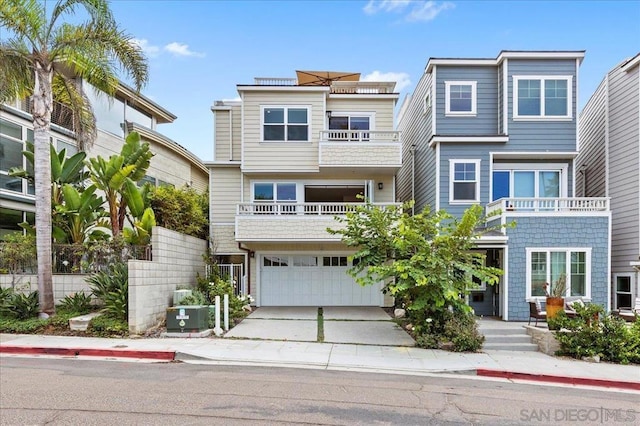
[128, 226, 206, 334]
[506, 215, 610, 321]
[0, 274, 91, 304]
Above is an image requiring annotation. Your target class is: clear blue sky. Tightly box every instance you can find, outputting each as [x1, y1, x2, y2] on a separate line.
[106, 0, 640, 161]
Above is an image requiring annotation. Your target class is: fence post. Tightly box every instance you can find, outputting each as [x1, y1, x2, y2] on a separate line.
[214, 295, 223, 336]
[224, 294, 229, 331]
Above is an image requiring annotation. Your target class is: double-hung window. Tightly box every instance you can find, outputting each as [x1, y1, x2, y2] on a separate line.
[445, 81, 477, 116]
[262, 107, 309, 142]
[513, 76, 572, 119]
[450, 160, 480, 203]
[253, 182, 297, 214]
[526, 248, 591, 299]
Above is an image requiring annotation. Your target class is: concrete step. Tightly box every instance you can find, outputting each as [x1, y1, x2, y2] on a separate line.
[478, 327, 527, 335]
[484, 334, 533, 344]
[483, 342, 540, 352]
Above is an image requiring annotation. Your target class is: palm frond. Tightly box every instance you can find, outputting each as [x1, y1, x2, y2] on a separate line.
[52, 74, 97, 150]
[47, 0, 113, 39]
[0, 0, 46, 49]
[0, 40, 33, 102]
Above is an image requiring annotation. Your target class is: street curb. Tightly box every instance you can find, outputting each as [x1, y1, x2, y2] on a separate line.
[476, 369, 640, 391]
[0, 345, 175, 361]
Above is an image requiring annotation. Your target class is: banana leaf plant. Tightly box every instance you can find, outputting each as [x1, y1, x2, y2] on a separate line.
[121, 178, 155, 245]
[53, 184, 110, 244]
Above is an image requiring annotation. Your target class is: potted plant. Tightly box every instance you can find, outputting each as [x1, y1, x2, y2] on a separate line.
[545, 274, 566, 326]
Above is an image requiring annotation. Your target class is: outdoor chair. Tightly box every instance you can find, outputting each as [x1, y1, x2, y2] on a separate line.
[528, 301, 546, 326]
[615, 297, 640, 323]
[563, 298, 586, 319]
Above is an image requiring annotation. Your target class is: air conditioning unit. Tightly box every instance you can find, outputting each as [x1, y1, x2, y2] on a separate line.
[166, 305, 209, 333]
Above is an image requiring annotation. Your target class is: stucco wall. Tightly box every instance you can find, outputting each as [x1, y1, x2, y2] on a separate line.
[128, 226, 206, 333]
[505, 215, 610, 320]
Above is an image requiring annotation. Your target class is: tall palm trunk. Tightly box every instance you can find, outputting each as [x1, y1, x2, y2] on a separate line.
[32, 61, 55, 315]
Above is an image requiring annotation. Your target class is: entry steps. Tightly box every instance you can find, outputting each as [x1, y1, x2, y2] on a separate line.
[478, 318, 539, 352]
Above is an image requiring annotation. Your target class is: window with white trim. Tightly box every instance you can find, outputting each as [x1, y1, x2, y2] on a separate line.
[262, 107, 309, 141]
[253, 182, 297, 213]
[423, 93, 431, 114]
[513, 76, 572, 119]
[450, 160, 480, 203]
[526, 248, 591, 299]
[445, 81, 477, 116]
[492, 166, 566, 201]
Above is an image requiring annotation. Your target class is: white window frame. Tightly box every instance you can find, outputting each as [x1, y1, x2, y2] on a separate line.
[449, 159, 481, 204]
[513, 75, 573, 120]
[525, 247, 592, 300]
[260, 105, 311, 142]
[445, 81, 477, 117]
[492, 162, 569, 200]
[251, 182, 299, 203]
[613, 273, 634, 310]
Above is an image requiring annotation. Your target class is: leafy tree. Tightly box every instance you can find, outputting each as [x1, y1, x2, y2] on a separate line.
[0, 0, 148, 315]
[150, 185, 208, 239]
[329, 202, 503, 327]
[87, 131, 153, 237]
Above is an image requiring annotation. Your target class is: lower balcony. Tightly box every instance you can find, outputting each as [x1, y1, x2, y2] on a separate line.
[235, 202, 398, 242]
[318, 130, 401, 171]
[486, 197, 610, 220]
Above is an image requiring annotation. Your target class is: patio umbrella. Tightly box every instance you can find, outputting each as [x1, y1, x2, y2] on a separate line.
[295, 70, 360, 86]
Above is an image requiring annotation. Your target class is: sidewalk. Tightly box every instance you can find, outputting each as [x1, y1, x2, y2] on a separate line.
[1, 333, 638, 391]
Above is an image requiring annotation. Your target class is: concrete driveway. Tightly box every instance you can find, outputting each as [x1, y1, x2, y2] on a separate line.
[224, 307, 415, 346]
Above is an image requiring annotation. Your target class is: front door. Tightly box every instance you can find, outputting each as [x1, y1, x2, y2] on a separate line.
[469, 249, 501, 316]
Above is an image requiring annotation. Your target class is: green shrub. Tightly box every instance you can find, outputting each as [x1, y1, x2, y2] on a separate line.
[551, 303, 639, 364]
[46, 310, 81, 330]
[0, 316, 47, 333]
[2, 291, 40, 320]
[58, 292, 93, 315]
[87, 314, 128, 337]
[443, 313, 485, 352]
[178, 290, 208, 306]
[87, 262, 128, 321]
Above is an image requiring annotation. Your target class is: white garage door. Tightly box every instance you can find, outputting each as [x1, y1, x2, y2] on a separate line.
[260, 254, 381, 306]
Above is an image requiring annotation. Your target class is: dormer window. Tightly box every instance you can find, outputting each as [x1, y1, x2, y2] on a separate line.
[513, 76, 572, 120]
[445, 81, 477, 116]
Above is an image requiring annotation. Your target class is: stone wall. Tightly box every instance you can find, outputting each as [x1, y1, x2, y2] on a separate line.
[0, 274, 91, 303]
[525, 325, 560, 355]
[128, 226, 206, 334]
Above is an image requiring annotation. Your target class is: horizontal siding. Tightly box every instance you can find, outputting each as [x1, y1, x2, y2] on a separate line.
[214, 110, 231, 161]
[609, 62, 640, 271]
[210, 167, 242, 223]
[396, 72, 436, 212]
[576, 78, 607, 197]
[190, 166, 209, 193]
[326, 98, 395, 131]
[507, 59, 577, 151]
[232, 104, 242, 161]
[435, 66, 499, 135]
[242, 91, 325, 172]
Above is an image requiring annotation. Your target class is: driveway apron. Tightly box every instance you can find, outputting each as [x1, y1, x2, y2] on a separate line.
[224, 307, 415, 346]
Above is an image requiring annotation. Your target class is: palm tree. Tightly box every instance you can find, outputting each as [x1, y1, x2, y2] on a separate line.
[0, 0, 148, 316]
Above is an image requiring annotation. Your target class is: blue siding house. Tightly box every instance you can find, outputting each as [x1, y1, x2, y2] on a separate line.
[396, 51, 611, 321]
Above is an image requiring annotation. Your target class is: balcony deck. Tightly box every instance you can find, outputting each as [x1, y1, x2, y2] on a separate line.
[318, 130, 402, 171]
[486, 197, 610, 218]
[235, 202, 399, 242]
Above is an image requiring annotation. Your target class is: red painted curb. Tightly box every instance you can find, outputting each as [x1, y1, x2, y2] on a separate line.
[476, 369, 640, 391]
[0, 345, 175, 361]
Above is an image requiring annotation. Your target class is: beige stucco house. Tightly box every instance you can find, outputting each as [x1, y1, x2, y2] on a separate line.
[207, 71, 401, 307]
[1, 82, 208, 237]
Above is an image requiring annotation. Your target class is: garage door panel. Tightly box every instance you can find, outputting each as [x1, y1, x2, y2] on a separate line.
[260, 254, 380, 306]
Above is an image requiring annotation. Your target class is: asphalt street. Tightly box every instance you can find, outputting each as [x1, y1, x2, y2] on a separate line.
[1, 357, 637, 425]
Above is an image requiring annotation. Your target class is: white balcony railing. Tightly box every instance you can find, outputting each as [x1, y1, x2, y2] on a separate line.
[330, 81, 396, 94]
[253, 77, 298, 86]
[319, 130, 400, 143]
[237, 202, 399, 216]
[486, 197, 610, 217]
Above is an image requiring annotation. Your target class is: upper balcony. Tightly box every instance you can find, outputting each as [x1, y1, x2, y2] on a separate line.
[318, 130, 402, 172]
[252, 77, 396, 95]
[235, 202, 399, 242]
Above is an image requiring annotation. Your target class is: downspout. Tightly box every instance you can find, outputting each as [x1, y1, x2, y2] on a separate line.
[238, 243, 252, 296]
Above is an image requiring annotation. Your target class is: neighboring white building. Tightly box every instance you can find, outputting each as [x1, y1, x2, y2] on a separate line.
[207, 71, 401, 307]
[576, 52, 640, 310]
[0, 82, 208, 237]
